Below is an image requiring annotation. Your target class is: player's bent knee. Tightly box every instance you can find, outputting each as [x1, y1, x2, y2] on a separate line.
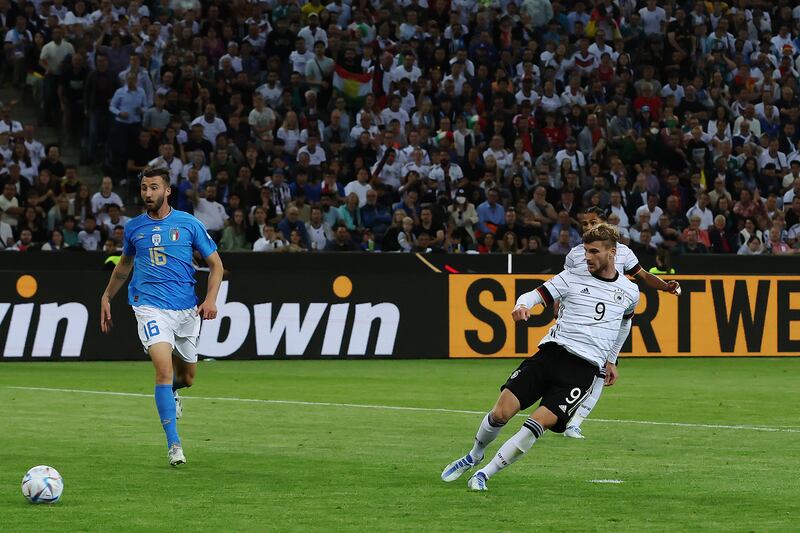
[489, 408, 512, 425]
[155, 370, 173, 384]
[531, 406, 558, 429]
[490, 389, 521, 424]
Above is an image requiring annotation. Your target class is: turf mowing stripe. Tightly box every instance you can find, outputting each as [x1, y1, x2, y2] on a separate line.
[8, 386, 800, 434]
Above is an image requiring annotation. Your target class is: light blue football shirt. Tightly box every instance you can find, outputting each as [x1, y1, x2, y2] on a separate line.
[123, 208, 217, 310]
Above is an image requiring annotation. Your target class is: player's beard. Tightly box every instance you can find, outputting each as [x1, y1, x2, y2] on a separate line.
[144, 193, 166, 214]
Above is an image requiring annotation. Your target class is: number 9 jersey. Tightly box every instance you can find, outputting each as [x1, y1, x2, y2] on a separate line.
[123, 209, 217, 311]
[536, 267, 639, 368]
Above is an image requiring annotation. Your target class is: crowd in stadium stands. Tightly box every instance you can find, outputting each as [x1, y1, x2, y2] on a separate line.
[2, 0, 800, 256]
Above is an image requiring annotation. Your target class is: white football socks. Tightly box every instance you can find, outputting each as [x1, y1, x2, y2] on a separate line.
[469, 413, 505, 462]
[569, 378, 605, 428]
[478, 419, 544, 479]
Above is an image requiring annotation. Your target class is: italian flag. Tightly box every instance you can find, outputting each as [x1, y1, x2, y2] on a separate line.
[333, 65, 372, 108]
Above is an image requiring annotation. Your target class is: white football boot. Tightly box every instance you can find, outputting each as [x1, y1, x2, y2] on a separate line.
[441, 453, 480, 482]
[564, 425, 585, 439]
[174, 391, 182, 419]
[168, 444, 186, 466]
[467, 472, 488, 491]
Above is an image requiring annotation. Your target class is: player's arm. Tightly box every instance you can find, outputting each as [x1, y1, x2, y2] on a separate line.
[605, 301, 637, 386]
[197, 251, 223, 320]
[100, 254, 134, 333]
[512, 283, 557, 321]
[632, 269, 680, 295]
[553, 253, 576, 318]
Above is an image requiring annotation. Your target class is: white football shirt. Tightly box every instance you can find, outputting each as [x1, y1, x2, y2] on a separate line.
[519, 268, 640, 368]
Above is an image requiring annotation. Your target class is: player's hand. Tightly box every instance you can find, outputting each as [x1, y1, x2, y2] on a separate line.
[198, 300, 217, 320]
[604, 362, 618, 386]
[512, 305, 530, 321]
[666, 280, 681, 295]
[100, 297, 113, 333]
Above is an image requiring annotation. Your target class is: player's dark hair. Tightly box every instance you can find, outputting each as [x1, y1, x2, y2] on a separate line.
[582, 223, 619, 247]
[139, 166, 171, 186]
[579, 206, 607, 220]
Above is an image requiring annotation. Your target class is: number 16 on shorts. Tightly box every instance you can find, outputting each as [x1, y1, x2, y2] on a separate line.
[134, 307, 173, 352]
[143, 320, 160, 340]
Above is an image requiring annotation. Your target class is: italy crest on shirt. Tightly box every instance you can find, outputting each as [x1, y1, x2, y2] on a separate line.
[170, 228, 180, 241]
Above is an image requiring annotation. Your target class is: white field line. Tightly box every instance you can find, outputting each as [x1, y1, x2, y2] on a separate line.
[8, 386, 800, 434]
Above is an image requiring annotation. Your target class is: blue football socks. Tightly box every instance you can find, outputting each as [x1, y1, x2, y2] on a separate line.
[155, 384, 180, 448]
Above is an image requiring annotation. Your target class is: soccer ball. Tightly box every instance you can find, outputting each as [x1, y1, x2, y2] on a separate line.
[21, 465, 63, 504]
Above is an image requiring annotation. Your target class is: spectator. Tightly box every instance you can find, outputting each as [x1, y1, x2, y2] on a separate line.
[397, 217, 416, 253]
[766, 226, 792, 255]
[253, 222, 286, 252]
[39, 26, 75, 125]
[0, 205, 13, 249]
[286, 229, 308, 252]
[278, 206, 311, 249]
[84, 53, 118, 164]
[548, 229, 573, 255]
[549, 211, 581, 247]
[344, 168, 373, 208]
[61, 216, 79, 248]
[686, 192, 714, 230]
[191, 104, 227, 148]
[177, 168, 202, 214]
[476, 188, 504, 235]
[306, 206, 333, 251]
[360, 189, 391, 238]
[9, 227, 34, 251]
[682, 215, 712, 248]
[676, 228, 709, 254]
[709, 215, 738, 254]
[97, 203, 129, 234]
[193, 183, 228, 241]
[264, 170, 292, 219]
[109, 71, 147, 182]
[0, 182, 22, 229]
[414, 206, 445, 249]
[41, 229, 67, 251]
[327, 223, 357, 251]
[499, 231, 523, 254]
[91, 176, 123, 214]
[477, 232, 500, 254]
[738, 235, 765, 255]
[78, 215, 101, 251]
[381, 210, 407, 253]
[738, 218, 765, 248]
[220, 209, 250, 252]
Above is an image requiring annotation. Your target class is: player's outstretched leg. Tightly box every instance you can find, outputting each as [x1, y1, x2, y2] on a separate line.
[565, 378, 605, 439]
[469, 406, 556, 491]
[150, 343, 185, 466]
[441, 389, 518, 483]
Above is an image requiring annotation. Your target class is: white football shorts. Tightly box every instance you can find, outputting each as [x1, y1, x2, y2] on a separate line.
[133, 305, 201, 363]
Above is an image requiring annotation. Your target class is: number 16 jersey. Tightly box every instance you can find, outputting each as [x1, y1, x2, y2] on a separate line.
[123, 208, 217, 311]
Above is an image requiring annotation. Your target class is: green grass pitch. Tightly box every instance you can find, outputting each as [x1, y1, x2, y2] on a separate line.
[1, 359, 798, 532]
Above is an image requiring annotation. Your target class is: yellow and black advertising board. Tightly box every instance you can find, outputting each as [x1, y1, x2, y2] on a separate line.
[450, 275, 800, 358]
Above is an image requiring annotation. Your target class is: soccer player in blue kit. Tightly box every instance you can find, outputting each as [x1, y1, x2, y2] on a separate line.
[100, 167, 224, 466]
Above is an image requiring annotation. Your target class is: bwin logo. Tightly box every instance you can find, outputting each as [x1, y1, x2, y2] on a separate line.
[1, 276, 88, 358]
[198, 277, 401, 358]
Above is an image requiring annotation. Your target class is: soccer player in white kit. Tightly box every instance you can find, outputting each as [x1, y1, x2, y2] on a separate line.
[441, 225, 640, 491]
[562, 207, 680, 439]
